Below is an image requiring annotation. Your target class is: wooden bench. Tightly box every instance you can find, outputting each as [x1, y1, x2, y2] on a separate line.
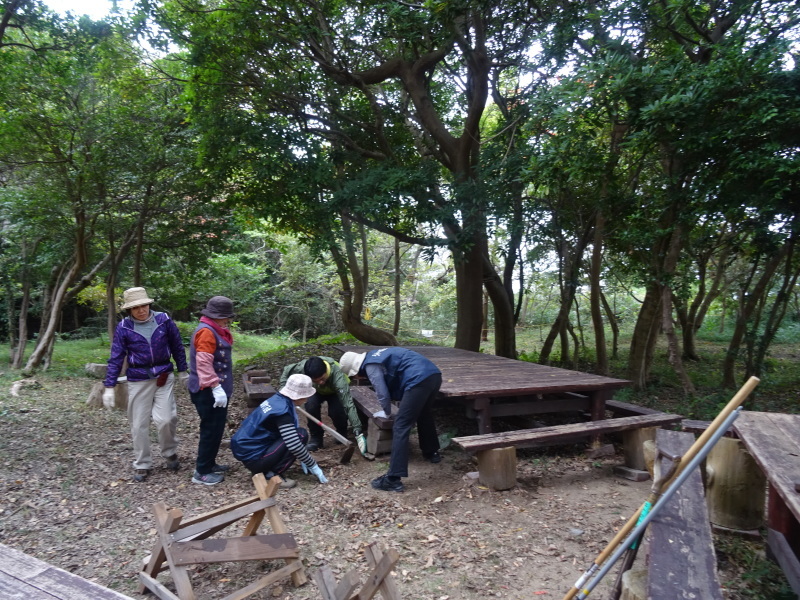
[452, 413, 683, 490]
[242, 370, 277, 410]
[632, 428, 723, 599]
[350, 386, 394, 455]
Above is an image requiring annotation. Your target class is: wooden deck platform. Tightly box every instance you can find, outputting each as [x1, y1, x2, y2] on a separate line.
[336, 345, 630, 433]
[0, 543, 134, 600]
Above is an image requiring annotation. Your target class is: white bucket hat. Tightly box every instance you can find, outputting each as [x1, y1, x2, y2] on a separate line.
[280, 374, 315, 400]
[339, 351, 366, 377]
[120, 287, 154, 310]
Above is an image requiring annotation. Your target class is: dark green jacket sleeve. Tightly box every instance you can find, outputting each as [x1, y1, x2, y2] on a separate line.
[279, 360, 304, 388]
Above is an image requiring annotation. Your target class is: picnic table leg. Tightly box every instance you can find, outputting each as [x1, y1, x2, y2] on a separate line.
[472, 397, 492, 434]
[589, 389, 611, 447]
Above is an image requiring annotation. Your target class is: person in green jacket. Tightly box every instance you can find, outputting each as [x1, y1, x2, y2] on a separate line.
[280, 356, 367, 455]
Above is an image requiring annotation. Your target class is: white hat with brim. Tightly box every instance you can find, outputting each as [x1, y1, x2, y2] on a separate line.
[280, 374, 316, 400]
[339, 351, 366, 377]
[120, 287, 154, 310]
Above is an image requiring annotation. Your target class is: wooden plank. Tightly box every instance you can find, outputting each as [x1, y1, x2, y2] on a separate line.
[647, 429, 723, 600]
[451, 413, 682, 453]
[351, 549, 401, 600]
[170, 534, 298, 566]
[137, 571, 181, 600]
[734, 412, 800, 530]
[767, 528, 800, 596]
[220, 563, 302, 600]
[363, 543, 400, 600]
[606, 399, 663, 416]
[350, 387, 394, 429]
[171, 498, 276, 541]
[0, 544, 134, 600]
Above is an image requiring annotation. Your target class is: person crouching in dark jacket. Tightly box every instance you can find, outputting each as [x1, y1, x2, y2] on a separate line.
[231, 374, 329, 489]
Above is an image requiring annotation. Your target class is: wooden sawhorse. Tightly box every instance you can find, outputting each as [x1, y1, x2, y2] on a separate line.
[139, 473, 306, 600]
[313, 542, 400, 600]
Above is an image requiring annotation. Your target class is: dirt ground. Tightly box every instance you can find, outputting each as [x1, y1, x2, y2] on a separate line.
[0, 353, 772, 599]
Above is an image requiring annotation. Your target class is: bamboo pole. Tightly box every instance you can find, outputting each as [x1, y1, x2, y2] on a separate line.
[560, 376, 759, 600]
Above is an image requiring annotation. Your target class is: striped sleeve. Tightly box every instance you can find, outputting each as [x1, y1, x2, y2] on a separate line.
[278, 422, 316, 468]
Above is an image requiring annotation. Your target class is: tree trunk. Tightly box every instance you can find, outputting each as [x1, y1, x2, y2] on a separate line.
[600, 290, 620, 360]
[393, 236, 401, 337]
[453, 238, 485, 352]
[722, 243, 789, 388]
[331, 221, 397, 347]
[627, 284, 663, 390]
[662, 285, 695, 395]
[590, 211, 608, 374]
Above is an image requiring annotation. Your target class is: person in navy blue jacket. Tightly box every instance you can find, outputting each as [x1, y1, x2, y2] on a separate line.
[103, 287, 188, 483]
[340, 348, 442, 493]
[231, 374, 328, 488]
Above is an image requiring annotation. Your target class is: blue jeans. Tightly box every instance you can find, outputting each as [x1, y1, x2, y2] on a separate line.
[190, 388, 228, 475]
[387, 373, 441, 479]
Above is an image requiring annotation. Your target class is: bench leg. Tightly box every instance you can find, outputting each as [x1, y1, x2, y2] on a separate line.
[476, 447, 516, 491]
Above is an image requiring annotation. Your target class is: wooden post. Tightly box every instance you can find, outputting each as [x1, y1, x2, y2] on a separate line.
[620, 568, 647, 600]
[706, 437, 766, 531]
[622, 427, 656, 471]
[476, 447, 516, 491]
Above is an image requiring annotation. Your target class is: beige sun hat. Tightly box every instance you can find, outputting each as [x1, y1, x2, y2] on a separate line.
[120, 287, 154, 310]
[339, 351, 366, 377]
[280, 374, 316, 400]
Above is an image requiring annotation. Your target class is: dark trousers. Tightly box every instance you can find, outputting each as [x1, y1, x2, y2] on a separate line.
[304, 393, 348, 441]
[242, 428, 310, 477]
[387, 373, 441, 479]
[190, 388, 228, 475]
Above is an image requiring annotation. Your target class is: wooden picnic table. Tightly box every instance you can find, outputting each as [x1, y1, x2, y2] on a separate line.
[336, 345, 629, 434]
[733, 411, 800, 595]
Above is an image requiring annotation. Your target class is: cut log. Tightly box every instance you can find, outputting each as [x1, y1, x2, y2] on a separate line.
[476, 447, 516, 491]
[620, 568, 647, 600]
[706, 436, 766, 531]
[642, 439, 656, 477]
[622, 426, 657, 471]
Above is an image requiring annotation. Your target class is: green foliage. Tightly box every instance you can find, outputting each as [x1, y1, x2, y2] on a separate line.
[715, 532, 796, 599]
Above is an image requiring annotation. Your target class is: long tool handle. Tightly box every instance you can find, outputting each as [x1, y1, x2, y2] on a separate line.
[296, 405, 353, 446]
[575, 406, 744, 599]
[561, 375, 760, 600]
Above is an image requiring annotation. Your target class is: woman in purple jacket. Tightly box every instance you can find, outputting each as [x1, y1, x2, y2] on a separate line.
[103, 287, 189, 482]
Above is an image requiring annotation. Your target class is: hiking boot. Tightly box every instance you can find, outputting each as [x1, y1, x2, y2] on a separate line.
[133, 469, 150, 483]
[264, 471, 296, 489]
[165, 455, 180, 471]
[306, 438, 323, 452]
[191, 471, 224, 485]
[371, 474, 404, 493]
[279, 476, 297, 490]
[424, 451, 442, 464]
[211, 463, 231, 473]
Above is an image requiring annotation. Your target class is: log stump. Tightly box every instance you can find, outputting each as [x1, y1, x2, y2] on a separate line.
[476, 447, 516, 491]
[622, 426, 657, 471]
[706, 436, 766, 531]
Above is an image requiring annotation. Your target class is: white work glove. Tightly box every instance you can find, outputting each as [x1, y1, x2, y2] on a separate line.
[211, 384, 228, 408]
[355, 432, 368, 455]
[177, 371, 189, 389]
[102, 387, 115, 409]
[372, 410, 388, 419]
[309, 464, 328, 484]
